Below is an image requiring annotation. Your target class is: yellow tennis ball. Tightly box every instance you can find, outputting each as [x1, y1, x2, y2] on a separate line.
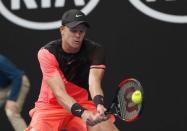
[131, 90, 142, 104]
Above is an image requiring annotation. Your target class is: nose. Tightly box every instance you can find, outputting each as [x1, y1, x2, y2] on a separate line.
[75, 31, 82, 38]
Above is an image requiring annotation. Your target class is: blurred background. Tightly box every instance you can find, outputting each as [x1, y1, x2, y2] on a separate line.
[0, 0, 187, 130]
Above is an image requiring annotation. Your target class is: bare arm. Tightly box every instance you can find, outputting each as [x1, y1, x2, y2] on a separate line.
[46, 70, 106, 126]
[46, 75, 76, 112]
[89, 68, 104, 99]
[88, 68, 110, 122]
[47, 72, 105, 126]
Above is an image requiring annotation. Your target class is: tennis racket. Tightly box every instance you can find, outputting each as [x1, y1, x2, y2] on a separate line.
[105, 78, 144, 122]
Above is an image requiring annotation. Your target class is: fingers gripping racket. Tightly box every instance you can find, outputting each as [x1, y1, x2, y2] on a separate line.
[105, 78, 144, 122]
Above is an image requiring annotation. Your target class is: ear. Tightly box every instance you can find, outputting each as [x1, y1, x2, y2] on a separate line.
[59, 26, 64, 35]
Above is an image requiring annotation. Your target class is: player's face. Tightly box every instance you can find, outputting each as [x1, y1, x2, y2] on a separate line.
[61, 24, 87, 53]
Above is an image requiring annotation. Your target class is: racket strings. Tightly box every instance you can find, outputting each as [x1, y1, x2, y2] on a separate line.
[118, 81, 140, 120]
[118, 87, 126, 119]
[114, 79, 143, 122]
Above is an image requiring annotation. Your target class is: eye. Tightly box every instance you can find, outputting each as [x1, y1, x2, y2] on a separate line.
[70, 29, 85, 34]
[70, 29, 76, 33]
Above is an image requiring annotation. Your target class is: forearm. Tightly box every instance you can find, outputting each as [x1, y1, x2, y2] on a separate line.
[46, 76, 76, 112]
[48, 80, 86, 117]
[89, 84, 104, 99]
[54, 88, 76, 112]
[89, 68, 105, 99]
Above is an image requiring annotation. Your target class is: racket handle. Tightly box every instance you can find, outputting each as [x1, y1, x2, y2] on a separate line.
[104, 111, 109, 115]
[104, 109, 112, 116]
[104, 102, 116, 116]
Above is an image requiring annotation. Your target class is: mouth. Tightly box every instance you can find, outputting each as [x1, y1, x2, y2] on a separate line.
[74, 40, 80, 44]
[71, 40, 80, 47]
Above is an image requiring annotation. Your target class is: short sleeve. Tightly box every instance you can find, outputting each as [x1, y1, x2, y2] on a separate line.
[90, 45, 106, 69]
[38, 48, 60, 80]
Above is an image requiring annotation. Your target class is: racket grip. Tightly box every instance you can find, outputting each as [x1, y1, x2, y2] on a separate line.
[104, 111, 108, 115]
[104, 110, 112, 116]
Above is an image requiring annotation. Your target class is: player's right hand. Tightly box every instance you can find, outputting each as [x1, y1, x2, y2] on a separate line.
[81, 110, 104, 126]
[96, 104, 110, 121]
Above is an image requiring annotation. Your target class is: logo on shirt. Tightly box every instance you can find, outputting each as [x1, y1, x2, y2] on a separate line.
[0, 0, 100, 30]
[66, 59, 76, 65]
[129, 0, 187, 24]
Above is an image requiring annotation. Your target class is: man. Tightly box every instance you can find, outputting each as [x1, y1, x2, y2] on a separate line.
[25, 9, 118, 131]
[0, 54, 30, 131]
